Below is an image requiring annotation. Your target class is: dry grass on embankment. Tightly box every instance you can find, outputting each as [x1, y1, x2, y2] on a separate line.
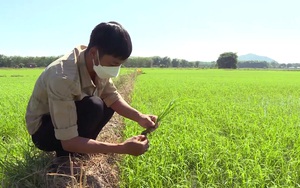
[45, 72, 138, 188]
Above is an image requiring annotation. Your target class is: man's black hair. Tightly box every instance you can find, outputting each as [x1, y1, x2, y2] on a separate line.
[87, 21, 132, 60]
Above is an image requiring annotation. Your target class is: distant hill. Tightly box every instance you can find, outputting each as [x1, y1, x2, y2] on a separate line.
[238, 53, 276, 63]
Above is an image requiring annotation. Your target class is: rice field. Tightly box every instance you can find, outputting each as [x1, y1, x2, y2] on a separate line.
[121, 69, 300, 187]
[0, 68, 48, 187]
[1, 68, 300, 187]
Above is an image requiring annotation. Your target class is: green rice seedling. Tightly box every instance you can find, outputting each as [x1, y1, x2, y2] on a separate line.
[141, 99, 181, 136]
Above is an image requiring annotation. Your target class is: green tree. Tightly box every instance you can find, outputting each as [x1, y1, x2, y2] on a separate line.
[160, 56, 171, 67]
[152, 56, 162, 67]
[125, 57, 153, 67]
[171, 58, 180, 67]
[217, 52, 237, 69]
[180, 59, 188, 67]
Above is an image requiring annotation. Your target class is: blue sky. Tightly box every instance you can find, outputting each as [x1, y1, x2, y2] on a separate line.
[1, 0, 299, 63]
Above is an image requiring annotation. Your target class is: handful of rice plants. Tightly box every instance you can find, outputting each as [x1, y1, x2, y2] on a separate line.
[141, 99, 179, 136]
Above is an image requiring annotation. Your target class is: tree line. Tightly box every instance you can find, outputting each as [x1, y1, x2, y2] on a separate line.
[0, 54, 215, 68]
[0, 53, 298, 69]
[125, 56, 215, 68]
[0, 54, 59, 68]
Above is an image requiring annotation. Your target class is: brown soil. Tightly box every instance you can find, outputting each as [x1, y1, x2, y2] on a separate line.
[83, 72, 137, 188]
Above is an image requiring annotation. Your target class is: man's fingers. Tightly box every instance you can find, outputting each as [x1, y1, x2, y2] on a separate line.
[142, 138, 149, 145]
[135, 135, 149, 153]
[143, 139, 149, 151]
[136, 134, 146, 141]
[145, 143, 149, 151]
[150, 115, 157, 123]
[137, 135, 149, 146]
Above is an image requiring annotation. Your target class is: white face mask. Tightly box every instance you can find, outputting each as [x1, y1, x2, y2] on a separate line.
[92, 51, 121, 79]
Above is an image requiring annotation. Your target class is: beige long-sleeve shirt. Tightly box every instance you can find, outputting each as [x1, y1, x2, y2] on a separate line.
[25, 45, 122, 140]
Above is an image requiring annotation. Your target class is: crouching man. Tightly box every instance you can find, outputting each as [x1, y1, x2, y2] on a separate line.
[25, 21, 157, 159]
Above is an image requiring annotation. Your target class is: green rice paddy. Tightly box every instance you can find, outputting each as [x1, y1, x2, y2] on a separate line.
[121, 69, 300, 187]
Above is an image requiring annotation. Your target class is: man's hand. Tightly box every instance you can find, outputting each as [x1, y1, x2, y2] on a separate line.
[121, 135, 149, 156]
[110, 99, 158, 131]
[138, 114, 158, 129]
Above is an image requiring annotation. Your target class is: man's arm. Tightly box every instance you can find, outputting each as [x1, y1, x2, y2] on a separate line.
[110, 97, 142, 122]
[110, 98, 157, 129]
[61, 135, 148, 156]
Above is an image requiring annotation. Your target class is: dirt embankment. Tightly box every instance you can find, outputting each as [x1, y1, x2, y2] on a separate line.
[83, 72, 137, 187]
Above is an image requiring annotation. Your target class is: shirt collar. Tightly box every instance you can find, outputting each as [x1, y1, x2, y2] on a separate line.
[77, 46, 96, 89]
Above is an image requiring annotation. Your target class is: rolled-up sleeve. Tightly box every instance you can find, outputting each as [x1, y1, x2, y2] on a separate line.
[49, 99, 78, 140]
[47, 73, 81, 140]
[100, 78, 122, 107]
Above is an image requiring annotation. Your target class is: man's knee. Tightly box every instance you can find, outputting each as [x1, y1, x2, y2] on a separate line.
[76, 96, 114, 138]
[76, 96, 115, 125]
[76, 96, 104, 116]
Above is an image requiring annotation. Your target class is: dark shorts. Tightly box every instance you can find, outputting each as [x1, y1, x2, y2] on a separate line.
[31, 96, 114, 157]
